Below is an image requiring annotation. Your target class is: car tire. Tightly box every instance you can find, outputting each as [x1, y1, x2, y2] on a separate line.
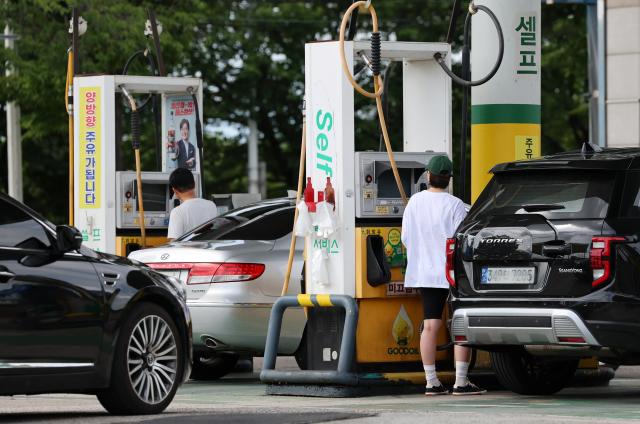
[97, 302, 184, 415]
[190, 353, 238, 380]
[490, 349, 578, 395]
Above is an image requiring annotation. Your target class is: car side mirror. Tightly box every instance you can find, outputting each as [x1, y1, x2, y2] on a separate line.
[56, 225, 83, 253]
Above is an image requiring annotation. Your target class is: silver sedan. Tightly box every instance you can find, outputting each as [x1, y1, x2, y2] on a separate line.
[129, 198, 305, 379]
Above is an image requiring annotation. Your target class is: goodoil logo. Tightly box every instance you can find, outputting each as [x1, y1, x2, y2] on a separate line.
[388, 305, 419, 356]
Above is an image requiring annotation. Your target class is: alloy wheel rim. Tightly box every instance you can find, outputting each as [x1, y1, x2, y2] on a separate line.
[127, 314, 178, 404]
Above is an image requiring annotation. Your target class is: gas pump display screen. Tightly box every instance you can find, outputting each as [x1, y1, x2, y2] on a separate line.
[134, 182, 168, 212]
[377, 169, 412, 198]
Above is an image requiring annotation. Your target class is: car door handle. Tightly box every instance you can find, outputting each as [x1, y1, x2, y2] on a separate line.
[542, 242, 571, 257]
[0, 266, 15, 283]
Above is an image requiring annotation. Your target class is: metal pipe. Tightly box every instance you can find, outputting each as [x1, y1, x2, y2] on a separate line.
[261, 295, 359, 385]
[586, 3, 598, 145]
[248, 119, 259, 194]
[147, 9, 165, 75]
[72, 8, 79, 75]
[596, 0, 606, 147]
[4, 24, 22, 202]
[445, 0, 461, 44]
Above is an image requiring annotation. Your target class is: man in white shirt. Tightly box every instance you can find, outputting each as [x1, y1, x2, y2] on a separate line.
[401, 155, 484, 396]
[167, 168, 217, 240]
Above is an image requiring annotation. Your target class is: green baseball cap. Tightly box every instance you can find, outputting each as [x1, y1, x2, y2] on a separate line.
[426, 155, 453, 176]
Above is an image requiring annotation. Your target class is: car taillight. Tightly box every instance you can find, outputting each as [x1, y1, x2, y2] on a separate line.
[208, 263, 266, 283]
[590, 237, 624, 288]
[446, 238, 456, 287]
[147, 263, 192, 270]
[188, 263, 223, 285]
[148, 262, 265, 285]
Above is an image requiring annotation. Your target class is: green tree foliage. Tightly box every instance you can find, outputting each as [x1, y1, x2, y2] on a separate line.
[0, 1, 588, 223]
[541, 5, 589, 153]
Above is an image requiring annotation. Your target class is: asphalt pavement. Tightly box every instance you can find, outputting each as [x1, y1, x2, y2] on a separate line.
[2, 359, 640, 424]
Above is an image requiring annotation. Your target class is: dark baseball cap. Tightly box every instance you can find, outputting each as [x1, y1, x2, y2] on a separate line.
[426, 155, 453, 176]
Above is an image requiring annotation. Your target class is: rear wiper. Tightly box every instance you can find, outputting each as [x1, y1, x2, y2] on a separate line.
[520, 204, 565, 212]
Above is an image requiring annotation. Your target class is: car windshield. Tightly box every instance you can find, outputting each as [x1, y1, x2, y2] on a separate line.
[467, 170, 615, 221]
[177, 201, 293, 241]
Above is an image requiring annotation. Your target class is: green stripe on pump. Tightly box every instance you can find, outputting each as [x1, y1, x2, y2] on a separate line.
[471, 104, 541, 125]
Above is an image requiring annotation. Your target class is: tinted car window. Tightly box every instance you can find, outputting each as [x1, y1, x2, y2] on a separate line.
[620, 171, 640, 217]
[218, 207, 294, 240]
[181, 201, 293, 241]
[184, 215, 251, 241]
[467, 171, 614, 221]
[0, 198, 52, 248]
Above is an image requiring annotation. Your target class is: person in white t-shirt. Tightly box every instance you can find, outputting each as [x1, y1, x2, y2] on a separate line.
[401, 155, 485, 396]
[167, 168, 217, 240]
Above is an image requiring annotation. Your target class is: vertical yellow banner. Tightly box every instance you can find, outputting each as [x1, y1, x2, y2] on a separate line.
[79, 87, 101, 209]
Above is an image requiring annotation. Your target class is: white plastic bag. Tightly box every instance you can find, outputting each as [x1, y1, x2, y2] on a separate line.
[311, 248, 330, 286]
[294, 201, 314, 237]
[313, 201, 338, 238]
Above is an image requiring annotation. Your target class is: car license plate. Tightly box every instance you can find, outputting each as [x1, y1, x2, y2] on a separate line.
[480, 267, 535, 285]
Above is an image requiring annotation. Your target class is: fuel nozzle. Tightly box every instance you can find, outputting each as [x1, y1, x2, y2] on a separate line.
[304, 177, 316, 212]
[324, 177, 335, 210]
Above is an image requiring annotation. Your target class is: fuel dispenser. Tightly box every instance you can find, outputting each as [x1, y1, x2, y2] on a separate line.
[261, 23, 455, 395]
[72, 75, 203, 255]
[316, 40, 450, 377]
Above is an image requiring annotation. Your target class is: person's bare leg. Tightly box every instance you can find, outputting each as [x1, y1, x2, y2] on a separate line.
[453, 344, 485, 394]
[421, 319, 442, 387]
[453, 344, 471, 387]
[454, 344, 471, 363]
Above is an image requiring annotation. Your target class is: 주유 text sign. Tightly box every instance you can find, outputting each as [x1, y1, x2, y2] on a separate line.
[79, 87, 101, 209]
[515, 135, 540, 160]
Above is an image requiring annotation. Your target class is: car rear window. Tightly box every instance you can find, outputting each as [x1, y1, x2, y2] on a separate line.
[181, 203, 294, 241]
[620, 172, 640, 218]
[217, 208, 294, 240]
[467, 170, 615, 221]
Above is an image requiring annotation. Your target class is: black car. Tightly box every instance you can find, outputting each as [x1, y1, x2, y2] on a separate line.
[0, 193, 192, 414]
[449, 147, 640, 395]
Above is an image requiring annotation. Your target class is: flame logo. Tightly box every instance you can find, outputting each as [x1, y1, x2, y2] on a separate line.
[392, 305, 414, 346]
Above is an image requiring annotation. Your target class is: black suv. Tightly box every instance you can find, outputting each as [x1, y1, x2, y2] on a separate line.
[449, 147, 640, 395]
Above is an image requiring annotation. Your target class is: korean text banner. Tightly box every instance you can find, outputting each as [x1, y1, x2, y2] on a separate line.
[79, 87, 101, 209]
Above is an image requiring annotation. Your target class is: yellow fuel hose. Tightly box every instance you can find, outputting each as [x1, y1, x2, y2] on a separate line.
[134, 147, 146, 248]
[281, 109, 306, 297]
[338, 1, 408, 204]
[65, 49, 74, 225]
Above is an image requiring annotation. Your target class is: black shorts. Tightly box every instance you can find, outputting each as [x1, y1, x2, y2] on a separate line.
[419, 288, 450, 320]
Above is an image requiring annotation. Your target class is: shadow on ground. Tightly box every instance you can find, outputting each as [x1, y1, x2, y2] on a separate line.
[0, 411, 375, 424]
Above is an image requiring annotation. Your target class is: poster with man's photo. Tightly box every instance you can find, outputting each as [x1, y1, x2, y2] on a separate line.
[163, 95, 200, 172]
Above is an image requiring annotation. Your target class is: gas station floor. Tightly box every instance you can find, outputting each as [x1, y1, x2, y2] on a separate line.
[2, 358, 640, 423]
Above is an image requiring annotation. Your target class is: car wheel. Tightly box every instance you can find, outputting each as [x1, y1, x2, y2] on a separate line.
[190, 353, 238, 380]
[97, 302, 184, 415]
[490, 349, 578, 395]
